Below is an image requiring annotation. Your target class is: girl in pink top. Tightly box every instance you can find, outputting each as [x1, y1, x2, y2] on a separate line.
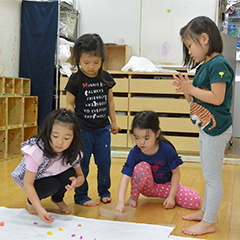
[11, 108, 85, 223]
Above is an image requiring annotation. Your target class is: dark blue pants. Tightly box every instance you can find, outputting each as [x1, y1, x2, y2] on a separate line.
[28, 167, 76, 204]
[74, 125, 111, 205]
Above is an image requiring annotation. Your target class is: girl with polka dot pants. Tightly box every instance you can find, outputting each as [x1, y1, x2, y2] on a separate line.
[115, 111, 201, 213]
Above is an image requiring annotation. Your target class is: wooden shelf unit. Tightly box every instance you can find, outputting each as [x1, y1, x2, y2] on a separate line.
[0, 77, 30, 95]
[104, 45, 132, 71]
[110, 71, 199, 154]
[0, 78, 38, 161]
[59, 71, 199, 154]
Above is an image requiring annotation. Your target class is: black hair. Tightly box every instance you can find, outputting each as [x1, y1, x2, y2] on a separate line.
[71, 33, 112, 87]
[36, 108, 83, 165]
[180, 16, 223, 69]
[131, 111, 177, 152]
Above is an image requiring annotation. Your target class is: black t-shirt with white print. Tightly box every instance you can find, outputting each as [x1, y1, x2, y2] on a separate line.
[65, 70, 115, 130]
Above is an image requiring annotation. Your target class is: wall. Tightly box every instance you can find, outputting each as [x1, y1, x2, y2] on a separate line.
[0, 0, 218, 75]
[77, 0, 218, 66]
[77, 0, 141, 57]
[0, 0, 21, 77]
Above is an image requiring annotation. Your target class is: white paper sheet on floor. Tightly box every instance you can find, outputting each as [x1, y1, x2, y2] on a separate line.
[0, 207, 205, 240]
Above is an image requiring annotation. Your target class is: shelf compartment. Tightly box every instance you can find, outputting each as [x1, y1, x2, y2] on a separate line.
[15, 78, 23, 94]
[129, 98, 189, 114]
[24, 96, 38, 125]
[5, 77, 14, 94]
[113, 78, 129, 93]
[24, 125, 37, 142]
[130, 79, 180, 94]
[7, 128, 23, 158]
[111, 133, 128, 148]
[0, 97, 6, 128]
[113, 97, 128, 111]
[60, 91, 67, 108]
[0, 129, 7, 160]
[127, 134, 199, 152]
[0, 77, 4, 94]
[60, 76, 68, 91]
[104, 45, 132, 71]
[129, 116, 198, 133]
[115, 115, 128, 130]
[8, 97, 23, 126]
[23, 78, 31, 95]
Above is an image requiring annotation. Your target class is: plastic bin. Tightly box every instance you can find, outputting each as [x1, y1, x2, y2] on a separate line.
[99, 203, 136, 221]
[60, 12, 77, 38]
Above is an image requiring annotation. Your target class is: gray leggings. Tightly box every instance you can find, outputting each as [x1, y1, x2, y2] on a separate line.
[199, 125, 232, 223]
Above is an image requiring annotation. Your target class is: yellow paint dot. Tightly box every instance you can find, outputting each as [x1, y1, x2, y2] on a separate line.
[59, 228, 63, 231]
[47, 231, 52, 235]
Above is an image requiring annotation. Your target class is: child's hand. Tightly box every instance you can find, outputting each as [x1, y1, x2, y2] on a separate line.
[38, 208, 55, 223]
[163, 196, 176, 209]
[172, 72, 192, 94]
[65, 177, 77, 191]
[111, 122, 121, 135]
[114, 203, 125, 213]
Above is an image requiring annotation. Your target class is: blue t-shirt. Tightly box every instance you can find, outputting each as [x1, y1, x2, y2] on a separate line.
[121, 142, 183, 184]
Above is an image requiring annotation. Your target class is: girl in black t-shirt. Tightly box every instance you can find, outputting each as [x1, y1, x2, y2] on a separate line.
[65, 33, 120, 207]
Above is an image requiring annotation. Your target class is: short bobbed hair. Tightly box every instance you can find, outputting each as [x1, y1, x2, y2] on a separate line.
[180, 16, 223, 69]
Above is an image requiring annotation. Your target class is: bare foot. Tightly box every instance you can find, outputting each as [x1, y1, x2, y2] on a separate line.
[101, 197, 112, 204]
[27, 201, 38, 215]
[125, 197, 137, 208]
[82, 199, 99, 207]
[182, 220, 216, 236]
[51, 198, 71, 214]
[182, 210, 204, 221]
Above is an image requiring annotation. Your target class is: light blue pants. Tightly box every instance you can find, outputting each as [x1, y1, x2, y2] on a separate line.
[199, 125, 232, 223]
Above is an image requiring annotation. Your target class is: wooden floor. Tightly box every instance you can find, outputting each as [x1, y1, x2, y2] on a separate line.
[1, 138, 240, 239]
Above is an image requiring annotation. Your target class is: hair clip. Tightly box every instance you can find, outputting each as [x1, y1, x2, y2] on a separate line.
[63, 110, 68, 116]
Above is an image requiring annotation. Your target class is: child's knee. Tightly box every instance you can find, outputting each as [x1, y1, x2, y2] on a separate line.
[134, 161, 150, 172]
[177, 185, 202, 209]
[191, 194, 202, 209]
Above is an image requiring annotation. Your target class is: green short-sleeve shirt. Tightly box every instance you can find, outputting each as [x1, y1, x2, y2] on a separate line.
[190, 54, 234, 136]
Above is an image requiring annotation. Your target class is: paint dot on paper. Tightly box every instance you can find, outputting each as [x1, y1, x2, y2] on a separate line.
[71, 234, 76, 237]
[47, 231, 52, 235]
[33, 222, 37, 225]
[78, 224, 81, 227]
[59, 227, 63, 231]
[0, 222, 4, 226]
[167, 9, 171, 13]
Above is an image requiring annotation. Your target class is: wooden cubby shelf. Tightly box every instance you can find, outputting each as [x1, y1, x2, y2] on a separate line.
[0, 77, 30, 95]
[0, 77, 38, 161]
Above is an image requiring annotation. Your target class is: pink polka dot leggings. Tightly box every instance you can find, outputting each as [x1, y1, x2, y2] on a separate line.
[130, 162, 202, 210]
